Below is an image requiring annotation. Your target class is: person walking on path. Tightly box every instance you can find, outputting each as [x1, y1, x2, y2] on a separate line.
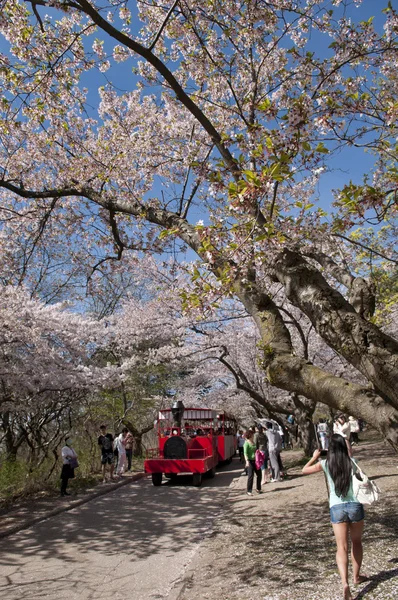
[243, 430, 262, 496]
[266, 422, 283, 482]
[237, 430, 245, 462]
[317, 418, 330, 450]
[334, 414, 351, 439]
[348, 417, 360, 446]
[302, 434, 367, 600]
[60, 436, 78, 497]
[114, 428, 127, 476]
[98, 424, 115, 483]
[254, 424, 269, 485]
[124, 428, 134, 471]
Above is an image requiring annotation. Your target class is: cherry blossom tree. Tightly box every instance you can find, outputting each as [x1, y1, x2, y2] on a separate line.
[1, 1, 398, 445]
[0, 285, 119, 457]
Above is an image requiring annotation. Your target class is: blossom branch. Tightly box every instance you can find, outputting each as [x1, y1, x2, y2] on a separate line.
[148, 0, 180, 52]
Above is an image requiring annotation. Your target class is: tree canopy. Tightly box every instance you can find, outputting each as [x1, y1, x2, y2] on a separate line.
[0, 1, 398, 445]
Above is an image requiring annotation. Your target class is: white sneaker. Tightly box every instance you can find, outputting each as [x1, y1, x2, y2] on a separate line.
[246, 492, 253, 496]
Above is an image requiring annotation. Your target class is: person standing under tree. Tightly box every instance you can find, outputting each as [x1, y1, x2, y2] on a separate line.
[348, 417, 360, 446]
[114, 428, 127, 476]
[237, 429, 245, 463]
[266, 422, 283, 482]
[317, 418, 330, 450]
[60, 436, 78, 497]
[254, 424, 269, 485]
[124, 428, 134, 471]
[98, 424, 115, 483]
[243, 430, 262, 496]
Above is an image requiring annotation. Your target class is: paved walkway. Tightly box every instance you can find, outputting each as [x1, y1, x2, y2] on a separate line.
[0, 462, 241, 600]
[0, 472, 145, 539]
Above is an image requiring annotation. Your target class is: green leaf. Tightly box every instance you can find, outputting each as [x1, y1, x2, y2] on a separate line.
[315, 142, 329, 154]
[258, 98, 271, 111]
[265, 137, 273, 149]
[191, 267, 200, 281]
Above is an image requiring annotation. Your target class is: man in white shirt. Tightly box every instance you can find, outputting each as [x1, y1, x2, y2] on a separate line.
[61, 436, 78, 497]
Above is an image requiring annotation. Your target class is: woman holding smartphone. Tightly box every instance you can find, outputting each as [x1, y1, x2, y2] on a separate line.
[302, 434, 366, 600]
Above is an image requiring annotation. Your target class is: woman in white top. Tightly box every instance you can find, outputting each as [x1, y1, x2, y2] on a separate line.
[61, 436, 78, 497]
[348, 416, 360, 445]
[114, 430, 127, 475]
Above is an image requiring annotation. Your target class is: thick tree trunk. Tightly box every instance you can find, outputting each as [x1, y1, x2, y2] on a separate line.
[267, 354, 398, 450]
[133, 434, 143, 458]
[236, 283, 398, 451]
[271, 250, 398, 407]
[2, 411, 18, 460]
[292, 394, 317, 456]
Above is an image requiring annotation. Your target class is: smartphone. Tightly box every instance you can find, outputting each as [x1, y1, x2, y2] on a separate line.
[314, 424, 328, 457]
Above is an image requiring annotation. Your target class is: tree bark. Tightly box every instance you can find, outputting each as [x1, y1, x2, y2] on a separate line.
[291, 394, 317, 456]
[235, 282, 398, 450]
[267, 354, 398, 449]
[271, 249, 398, 407]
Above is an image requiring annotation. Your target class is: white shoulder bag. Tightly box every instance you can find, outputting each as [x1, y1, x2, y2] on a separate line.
[352, 460, 381, 505]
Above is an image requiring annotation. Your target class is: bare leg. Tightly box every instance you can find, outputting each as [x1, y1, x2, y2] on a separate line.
[261, 465, 267, 485]
[101, 463, 106, 482]
[332, 522, 352, 600]
[350, 520, 365, 583]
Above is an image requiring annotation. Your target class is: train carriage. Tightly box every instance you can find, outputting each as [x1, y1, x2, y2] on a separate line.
[144, 401, 237, 486]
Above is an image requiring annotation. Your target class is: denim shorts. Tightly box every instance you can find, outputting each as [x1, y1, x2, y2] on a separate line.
[330, 502, 365, 524]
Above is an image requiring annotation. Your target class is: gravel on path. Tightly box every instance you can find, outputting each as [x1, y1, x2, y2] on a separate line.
[176, 441, 398, 600]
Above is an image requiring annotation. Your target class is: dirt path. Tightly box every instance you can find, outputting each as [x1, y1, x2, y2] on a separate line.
[177, 441, 398, 600]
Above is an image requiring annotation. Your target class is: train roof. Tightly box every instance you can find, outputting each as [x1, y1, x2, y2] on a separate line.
[158, 408, 217, 421]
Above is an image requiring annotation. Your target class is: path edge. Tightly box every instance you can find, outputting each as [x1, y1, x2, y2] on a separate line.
[0, 472, 147, 539]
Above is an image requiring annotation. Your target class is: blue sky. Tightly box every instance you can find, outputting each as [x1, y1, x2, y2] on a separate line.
[0, 0, 396, 262]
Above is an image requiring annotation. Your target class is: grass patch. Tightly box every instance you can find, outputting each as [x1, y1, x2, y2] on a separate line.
[0, 452, 145, 508]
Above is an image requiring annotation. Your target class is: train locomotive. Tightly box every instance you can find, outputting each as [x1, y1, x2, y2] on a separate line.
[144, 401, 237, 486]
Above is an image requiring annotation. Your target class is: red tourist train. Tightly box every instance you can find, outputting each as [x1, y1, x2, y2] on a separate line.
[144, 401, 237, 486]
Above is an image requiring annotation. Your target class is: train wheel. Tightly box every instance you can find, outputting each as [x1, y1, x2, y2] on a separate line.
[192, 473, 202, 487]
[208, 467, 216, 479]
[152, 473, 162, 486]
[170, 473, 178, 483]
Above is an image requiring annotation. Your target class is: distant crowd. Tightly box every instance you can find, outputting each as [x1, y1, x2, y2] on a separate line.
[237, 414, 363, 497]
[60, 424, 135, 497]
[236, 422, 285, 496]
[317, 414, 363, 451]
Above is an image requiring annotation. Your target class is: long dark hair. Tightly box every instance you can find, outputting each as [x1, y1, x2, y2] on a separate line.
[326, 434, 352, 497]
